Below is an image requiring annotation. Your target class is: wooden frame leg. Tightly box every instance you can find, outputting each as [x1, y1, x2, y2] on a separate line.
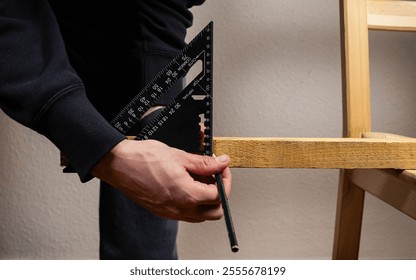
[333, 169, 365, 259]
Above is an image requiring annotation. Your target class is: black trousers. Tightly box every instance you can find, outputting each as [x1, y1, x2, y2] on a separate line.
[99, 182, 179, 260]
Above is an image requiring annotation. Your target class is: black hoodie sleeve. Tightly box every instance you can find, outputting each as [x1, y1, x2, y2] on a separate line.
[0, 0, 125, 182]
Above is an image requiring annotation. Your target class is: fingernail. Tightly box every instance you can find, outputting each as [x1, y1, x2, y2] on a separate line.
[215, 154, 229, 163]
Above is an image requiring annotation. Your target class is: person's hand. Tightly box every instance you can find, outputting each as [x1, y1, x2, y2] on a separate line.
[91, 139, 232, 222]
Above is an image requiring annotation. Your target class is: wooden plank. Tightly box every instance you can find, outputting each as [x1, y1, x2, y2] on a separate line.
[362, 131, 414, 139]
[213, 137, 416, 169]
[350, 169, 416, 219]
[368, 0, 416, 31]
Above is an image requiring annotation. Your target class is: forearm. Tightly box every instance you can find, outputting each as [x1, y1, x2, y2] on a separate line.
[0, 0, 124, 181]
[39, 87, 126, 181]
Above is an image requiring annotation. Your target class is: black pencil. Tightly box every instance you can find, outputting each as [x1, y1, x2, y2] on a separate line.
[215, 172, 239, 253]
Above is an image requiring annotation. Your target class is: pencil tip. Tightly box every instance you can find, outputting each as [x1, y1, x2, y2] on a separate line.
[231, 245, 239, 253]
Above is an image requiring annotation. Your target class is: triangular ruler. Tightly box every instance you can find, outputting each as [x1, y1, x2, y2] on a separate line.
[110, 22, 214, 156]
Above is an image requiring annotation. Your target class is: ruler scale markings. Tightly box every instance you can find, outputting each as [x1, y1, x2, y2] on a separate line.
[109, 24, 211, 134]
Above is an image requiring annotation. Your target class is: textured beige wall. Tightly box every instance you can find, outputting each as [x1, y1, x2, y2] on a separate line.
[1, 0, 416, 259]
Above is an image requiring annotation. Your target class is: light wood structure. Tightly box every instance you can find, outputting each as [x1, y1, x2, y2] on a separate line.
[213, 0, 416, 259]
[214, 137, 416, 169]
[333, 0, 416, 259]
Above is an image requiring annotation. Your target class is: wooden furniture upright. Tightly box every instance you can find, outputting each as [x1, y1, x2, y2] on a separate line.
[333, 0, 416, 259]
[214, 0, 416, 259]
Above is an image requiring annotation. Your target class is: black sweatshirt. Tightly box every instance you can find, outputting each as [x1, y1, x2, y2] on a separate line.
[0, 0, 204, 181]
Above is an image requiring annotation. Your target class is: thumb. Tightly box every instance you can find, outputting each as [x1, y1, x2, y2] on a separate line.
[183, 154, 230, 176]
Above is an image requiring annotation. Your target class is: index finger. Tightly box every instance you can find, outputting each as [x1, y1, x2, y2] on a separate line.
[220, 166, 232, 198]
